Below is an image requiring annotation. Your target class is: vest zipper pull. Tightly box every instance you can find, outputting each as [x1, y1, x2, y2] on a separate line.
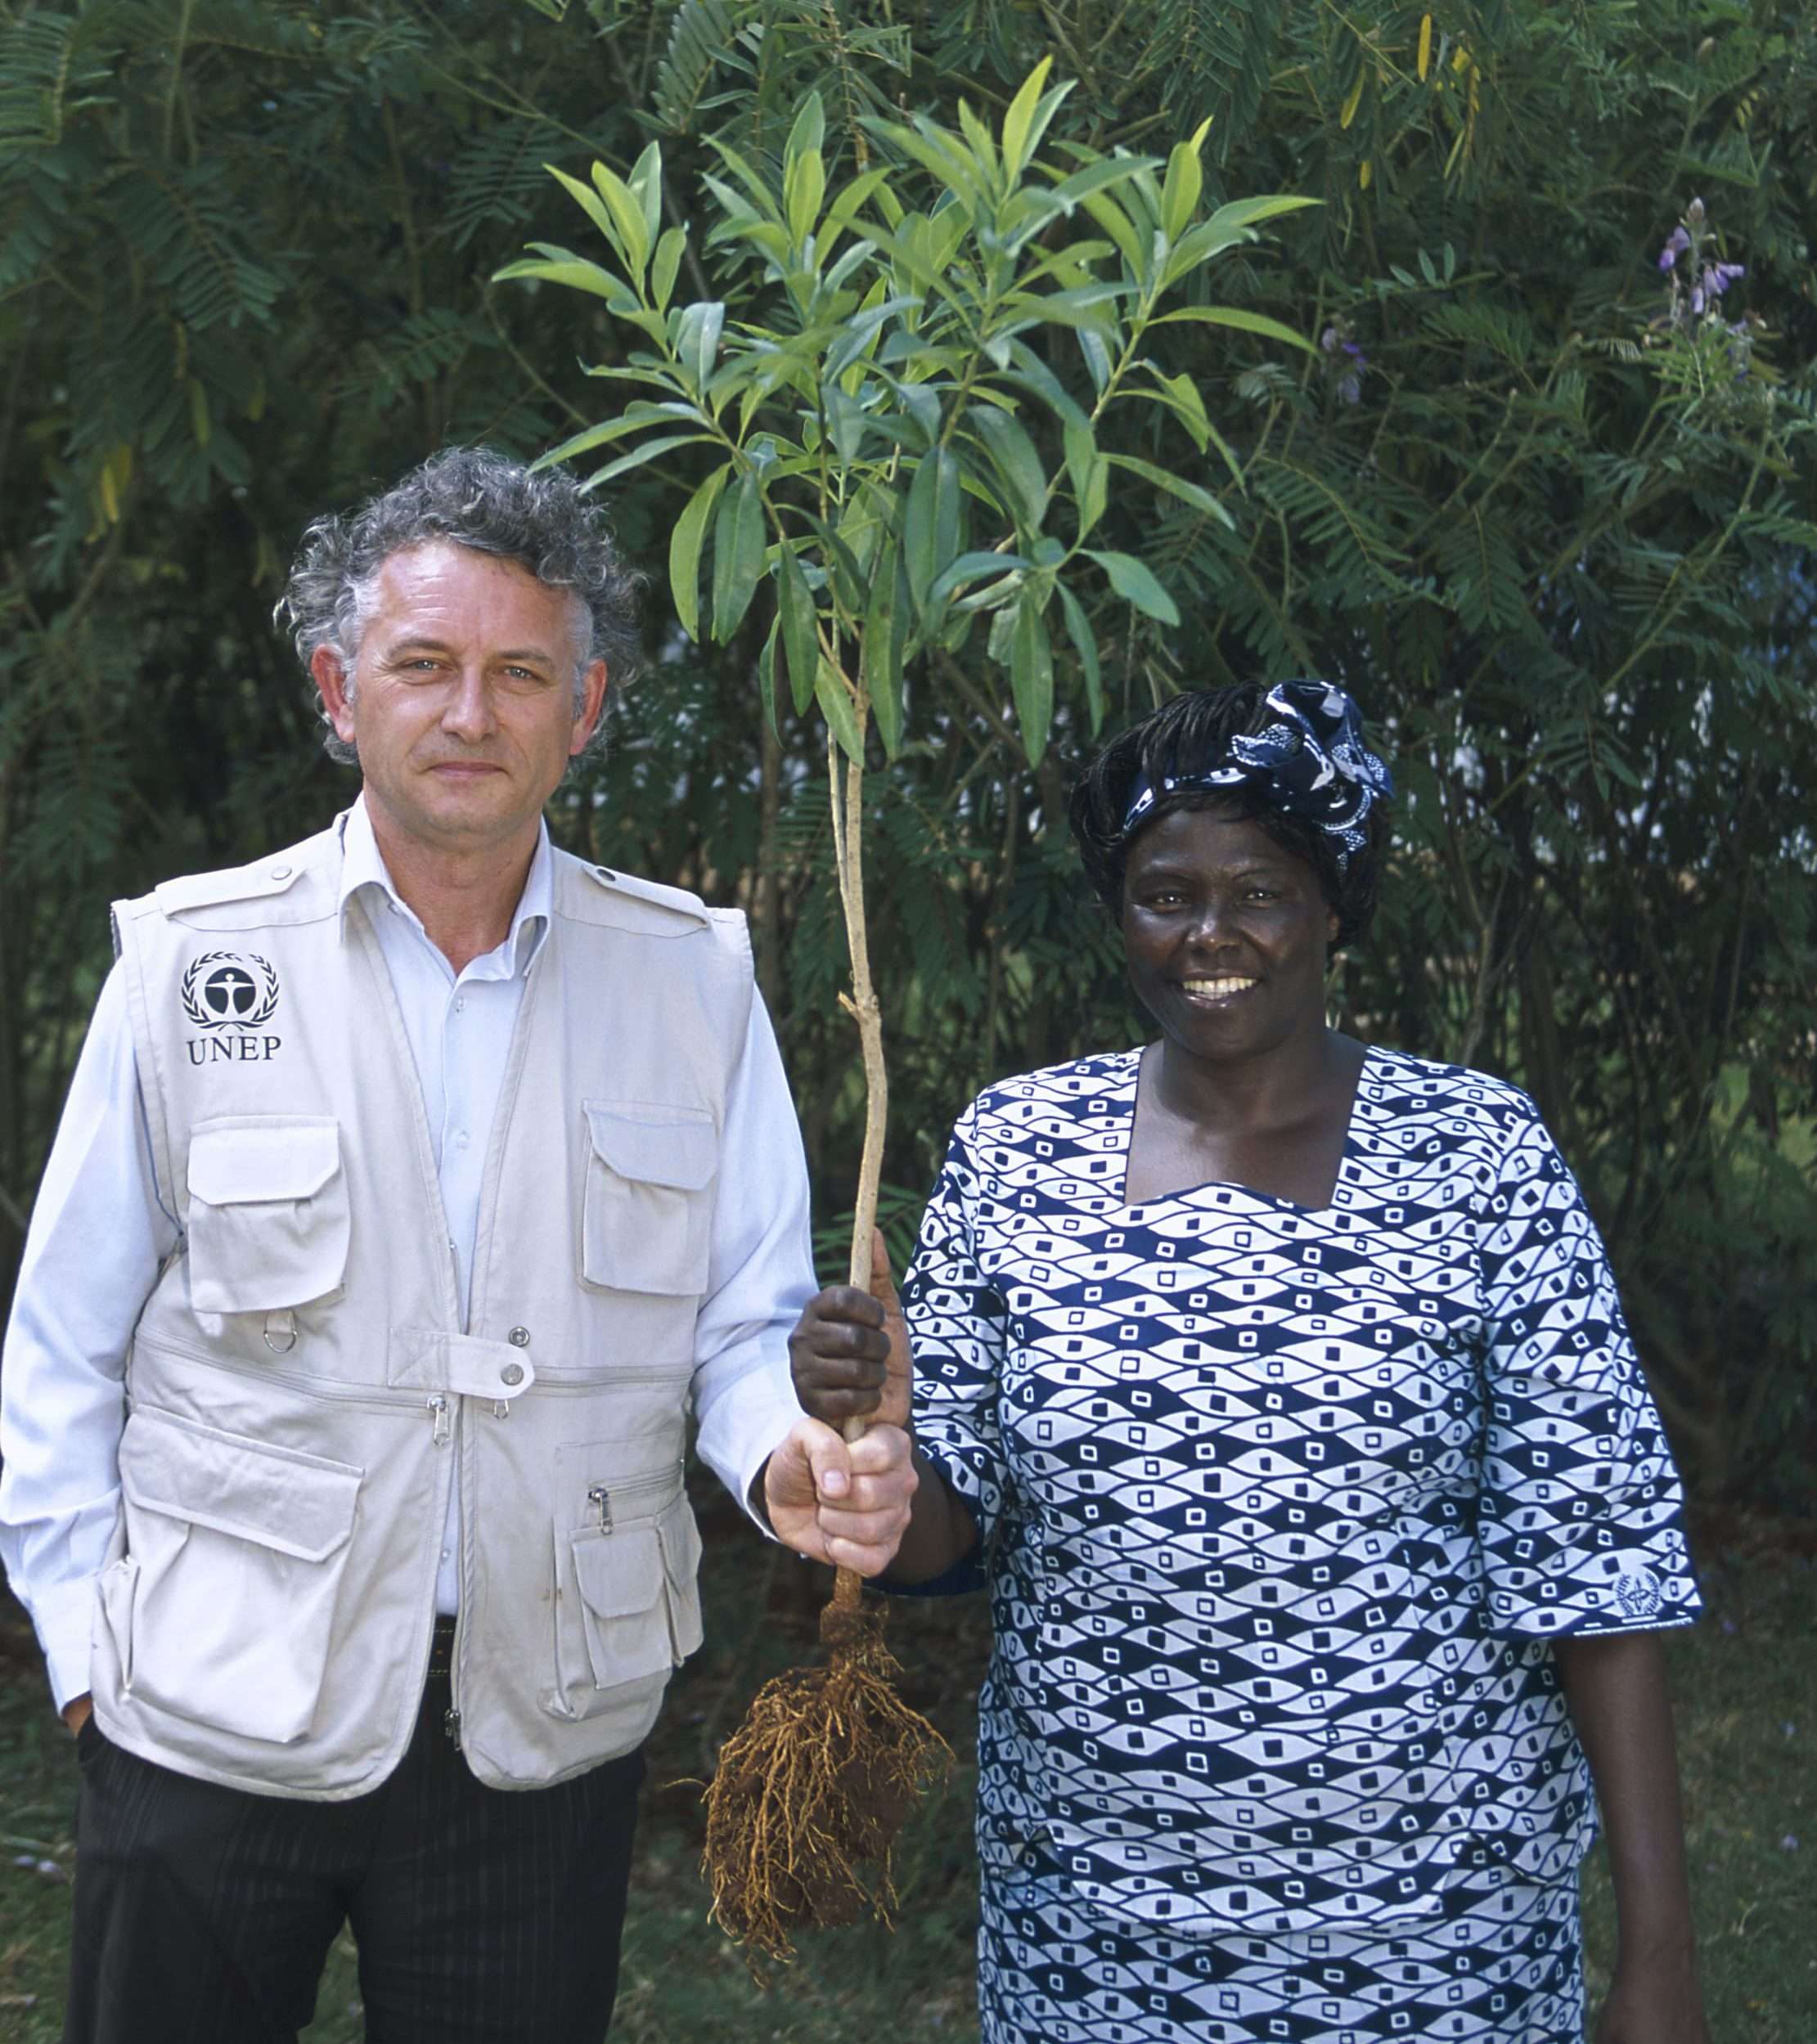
[427, 1395, 451, 1446]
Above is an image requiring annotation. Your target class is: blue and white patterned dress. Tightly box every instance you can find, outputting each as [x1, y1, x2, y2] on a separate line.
[902, 1046, 1700, 2044]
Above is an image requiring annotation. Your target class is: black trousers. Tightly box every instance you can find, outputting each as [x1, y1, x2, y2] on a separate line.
[64, 1669, 644, 2044]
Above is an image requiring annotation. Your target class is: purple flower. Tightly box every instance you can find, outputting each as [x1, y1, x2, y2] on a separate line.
[1657, 227, 1690, 272]
[1320, 326, 1368, 404]
[1704, 261, 1744, 298]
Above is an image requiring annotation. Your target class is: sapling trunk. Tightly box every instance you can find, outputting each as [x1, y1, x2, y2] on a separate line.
[828, 728, 888, 1610]
[699, 701, 950, 1968]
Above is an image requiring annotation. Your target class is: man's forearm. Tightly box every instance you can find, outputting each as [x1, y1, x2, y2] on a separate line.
[1554, 1631, 1698, 1952]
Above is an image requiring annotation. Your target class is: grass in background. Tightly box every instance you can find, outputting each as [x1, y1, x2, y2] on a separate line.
[3, 1504, 1810, 2044]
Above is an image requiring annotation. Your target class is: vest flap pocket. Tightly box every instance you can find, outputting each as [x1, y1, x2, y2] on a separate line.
[119, 1408, 361, 1564]
[184, 1115, 350, 1315]
[113, 1408, 362, 1745]
[564, 1525, 672, 1692]
[580, 1100, 717, 1297]
[188, 1120, 340, 1205]
[583, 1105, 717, 1191]
[571, 1524, 662, 1619]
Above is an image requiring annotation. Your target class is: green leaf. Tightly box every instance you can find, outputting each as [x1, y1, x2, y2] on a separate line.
[1086, 548, 1180, 624]
[587, 432, 715, 483]
[777, 541, 820, 714]
[785, 93, 825, 172]
[1145, 367, 1211, 454]
[969, 404, 1048, 528]
[929, 550, 1032, 605]
[668, 465, 726, 642]
[492, 254, 637, 308]
[627, 139, 664, 254]
[1001, 58, 1073, 181]
[673, 301, 726, 392]
[650, 227, 686, 312]
[588, 160, 651, 279]
[865, 117, 989, 214]
[861, 542, 907, 758]
[712, 470, 767, 642]
[546, 165, 628, 263]
[758, 610, 781, 734]
[1039, 153, 1162, 215]
[1056, 581, 1104, 731]
[816, 660, 866, 764]
[785, 145, 825, 246]
[1152, 306, 1316, 353]
[539, 412, 668, 468]
[1203, 194, 1321, 236]
[1077, 327, 1113, 395]
[1105, 451, 1236, 526]
[1064, 421, 1107, 537]
[903, 447, 961, 610]
[1004, 339, 1092, 433]
[1077, 187, 1147, 281]
[1159, 137, 1203, 242]
[1010, 588, 1054, 763]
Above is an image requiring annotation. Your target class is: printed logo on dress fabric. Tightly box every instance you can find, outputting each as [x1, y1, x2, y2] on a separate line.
[1613, 1568, 1663, 1620]
[182, 950, 282, 1064]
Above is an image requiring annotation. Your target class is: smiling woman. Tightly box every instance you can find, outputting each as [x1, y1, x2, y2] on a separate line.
[789, 681, 1713, 2044]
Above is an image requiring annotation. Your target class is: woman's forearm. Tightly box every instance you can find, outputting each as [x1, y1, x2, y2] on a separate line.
[1554, 1631, 1698, 1955]
[882, 1448, 982, 1584]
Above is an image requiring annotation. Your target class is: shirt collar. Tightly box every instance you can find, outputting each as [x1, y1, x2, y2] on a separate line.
[336, 795, 553, 978]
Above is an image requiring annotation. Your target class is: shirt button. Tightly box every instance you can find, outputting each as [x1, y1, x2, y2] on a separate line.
[269, 864, 292, 881]
[453, 997, 465, 1013]
[507, 1326, 531, 1348]
[453, 1130, 470, 1150]
[501, 1362, 525, 1387]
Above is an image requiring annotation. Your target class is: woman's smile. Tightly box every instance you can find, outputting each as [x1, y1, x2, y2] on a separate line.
[1177, 973, 1260, 1004]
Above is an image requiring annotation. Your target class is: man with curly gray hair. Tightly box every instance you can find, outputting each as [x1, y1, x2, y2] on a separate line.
[0, 447, 916, 2044]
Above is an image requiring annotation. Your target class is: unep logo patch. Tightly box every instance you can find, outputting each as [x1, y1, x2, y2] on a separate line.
[182, 952, 283, 1065]
[182, 951, 280, 1030]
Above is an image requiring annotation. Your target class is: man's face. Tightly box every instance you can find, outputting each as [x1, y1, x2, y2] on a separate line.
[311, 540, 606, 859]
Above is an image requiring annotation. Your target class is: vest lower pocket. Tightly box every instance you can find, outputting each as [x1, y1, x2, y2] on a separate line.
[115, 1406, 362, 1745]
[579, 1100, 717, 1296]
[184, 1115, 349, 1315]
[548, 1493, 704, 1719]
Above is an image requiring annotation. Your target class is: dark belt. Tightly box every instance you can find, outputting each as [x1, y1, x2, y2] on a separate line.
[425, 1615, 457, 1682]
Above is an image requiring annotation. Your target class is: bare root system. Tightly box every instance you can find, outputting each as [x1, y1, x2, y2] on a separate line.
[700, 1598, 953, 1971]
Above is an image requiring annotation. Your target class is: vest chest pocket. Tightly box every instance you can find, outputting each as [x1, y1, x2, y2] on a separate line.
[185, 1116, 349, 1315]
[580, 1102, 717, 1297]
[109, 1406, 362, 1745]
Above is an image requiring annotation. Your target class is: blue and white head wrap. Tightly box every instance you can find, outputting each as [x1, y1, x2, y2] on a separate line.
[1120, 680, 1392, 874]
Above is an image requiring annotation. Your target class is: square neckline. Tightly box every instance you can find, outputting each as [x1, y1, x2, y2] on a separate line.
[1107, 1041, 1380, 1220]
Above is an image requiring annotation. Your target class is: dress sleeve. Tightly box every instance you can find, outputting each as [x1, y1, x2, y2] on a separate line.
[1474, 1100, 1702, 1640]
[900, 1107, 1010, 1593]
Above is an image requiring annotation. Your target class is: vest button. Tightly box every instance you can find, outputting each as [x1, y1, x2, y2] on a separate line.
[501, 1362, 525, 1387]
[507, 1325, 531, 1347]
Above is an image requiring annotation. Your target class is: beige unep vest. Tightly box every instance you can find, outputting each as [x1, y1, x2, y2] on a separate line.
[93, 821, 755, 1798]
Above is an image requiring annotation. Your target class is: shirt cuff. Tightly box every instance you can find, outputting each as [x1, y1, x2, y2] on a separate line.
[29, 1576, 98, 1715]
[699, 1362, 804, 1540]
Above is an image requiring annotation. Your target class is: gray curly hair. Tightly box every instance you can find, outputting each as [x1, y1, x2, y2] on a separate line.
[277, 446, 643, 764]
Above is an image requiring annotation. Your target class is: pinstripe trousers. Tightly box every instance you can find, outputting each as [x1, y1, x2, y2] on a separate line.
[62, 1670, 644, 2044]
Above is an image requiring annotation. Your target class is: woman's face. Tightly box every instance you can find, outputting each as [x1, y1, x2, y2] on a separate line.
[1119, 806, 1338, 1062]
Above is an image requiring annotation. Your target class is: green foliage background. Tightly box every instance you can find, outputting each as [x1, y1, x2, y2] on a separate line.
[2, 0, 1815, 1514]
